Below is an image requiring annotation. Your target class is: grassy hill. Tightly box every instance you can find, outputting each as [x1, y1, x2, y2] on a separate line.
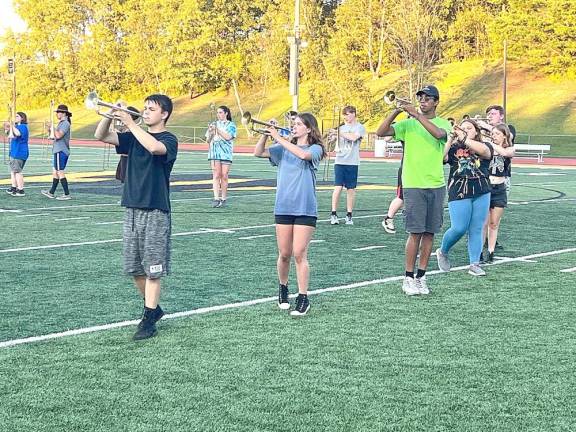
[9, 59, 576, 156]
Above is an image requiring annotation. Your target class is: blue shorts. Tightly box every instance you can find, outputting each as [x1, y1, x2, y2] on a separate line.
[53, 152, 69, 171]
[334, 164, 358, 189]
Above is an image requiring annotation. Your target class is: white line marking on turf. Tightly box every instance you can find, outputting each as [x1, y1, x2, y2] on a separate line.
[198, 228, 237, 234]
[95, 221, 123, 225]
[0, 239, 122, 254]
[15, 213, 51, 218]
[310, 240, 325, 243]
[560, 267, 576, 273]
[2, 247, 574, 349]
[55, 217, 91, 222]
[238, 234, 274, 240]
[0, 208, 22, 213]
[353, 245, 386, 251]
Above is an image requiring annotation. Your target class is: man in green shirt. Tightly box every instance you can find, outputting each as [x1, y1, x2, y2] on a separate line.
[376, 85, 452, 296]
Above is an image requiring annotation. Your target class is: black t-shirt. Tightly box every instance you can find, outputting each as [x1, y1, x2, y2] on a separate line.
[116, 131, 178, 212]
[446, 141, 493, 201]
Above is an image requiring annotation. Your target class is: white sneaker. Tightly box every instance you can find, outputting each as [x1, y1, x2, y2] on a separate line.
[330, 214, 339, 225]
[382, 217, 396, 234]
[345, 215, 354, 225]
[468, 264, 486, 276]
[402, 277, 420, 296]
[435, 248, 451, 272]
[415, 276, 430, 295]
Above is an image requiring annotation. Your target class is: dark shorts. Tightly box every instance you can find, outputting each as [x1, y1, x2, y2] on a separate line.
[115, 156, 128, 183]
[275, 215, 317, 227]
[123, 208, 172, 279]
[490, 182, 507, 208]
[210, 159, 232, 165]
[403, 187, 445, 234]
[9, 158, 26, 173]
[334, 164, 358, 189]
[53, 152, 69, 171]
[396, 167, 403, 199]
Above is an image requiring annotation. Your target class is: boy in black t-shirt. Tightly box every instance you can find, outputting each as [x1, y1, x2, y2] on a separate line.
[94, 95, 178, 341]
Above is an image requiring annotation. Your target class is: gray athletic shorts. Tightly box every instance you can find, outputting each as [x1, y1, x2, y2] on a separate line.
[123, 208, 171, 279]
[403, 187, 445, 234]
[9, 158, 26, 173]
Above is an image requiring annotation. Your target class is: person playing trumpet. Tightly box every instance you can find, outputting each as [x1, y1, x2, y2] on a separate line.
[94, 95, 178, 341]
[4, 111, 29, 197]
[376, 85, 452, 296]
[41, 104, 72, 200]
[206, 105, 236, 208]
[435, 120, 493, 277]
[329, 106, 366, 226]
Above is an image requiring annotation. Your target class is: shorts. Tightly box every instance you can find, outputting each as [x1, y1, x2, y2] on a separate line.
[115, 156, 128, 182]
[53, 152, 69, 171]
[396, 167, 403, 200]
[9, 158, 26, 173]
[490, 182, 507, 208]
[334, 164, 359, 189]
[210, 159, 232, 165]
[275, 215, 317, 227]
[123, 208, 172, 279]
[403, 187, 445, 234]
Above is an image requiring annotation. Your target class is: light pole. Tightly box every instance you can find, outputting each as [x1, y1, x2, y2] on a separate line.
[288, 0, 301, 112]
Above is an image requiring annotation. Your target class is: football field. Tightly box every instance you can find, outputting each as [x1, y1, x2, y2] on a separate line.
[1, 145, 575, 431]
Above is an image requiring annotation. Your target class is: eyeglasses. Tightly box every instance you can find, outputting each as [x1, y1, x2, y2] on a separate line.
[417, 95, 435, 102]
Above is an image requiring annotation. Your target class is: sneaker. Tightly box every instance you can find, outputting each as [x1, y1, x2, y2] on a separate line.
[278, 284, 290, 310]
[6, 187, 16, 195]
[486, 252, 495, 263]
[13, 189, 25, 197]
[495, 241, 504, 251]
[435, 248, 451, 272]
[415, 276, 430, 295]
[217, 199, 227, 208]
[402, 277, 420, 296]
[41, 190, 55, 199]
[211, 199, 221, 208]
[330, 214, 339, 225]
[137, 305, 165, 329]
[382, 217, 396, 234]
[133, 308, 158, 340]
[468, 264, 486, 276]
[56, 194, 71, 200]
[290, 294, 310, 317]
[345, 215, 354, 225]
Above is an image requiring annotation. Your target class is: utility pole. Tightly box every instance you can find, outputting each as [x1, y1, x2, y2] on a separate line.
[288, 0, 301, 112]
[502, 39, 508, 122]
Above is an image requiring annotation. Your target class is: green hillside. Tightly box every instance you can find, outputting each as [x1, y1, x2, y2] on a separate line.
[11, 60, 576, 156]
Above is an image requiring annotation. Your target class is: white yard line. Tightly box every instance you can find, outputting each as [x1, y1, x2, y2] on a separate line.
[560, 267, 576, 273]
[15, 213, 51, 218]
[353, 245, 386, 251]
[238, 234, 274, 240]
[55, 217, 91, 222]
[1, 247, 574, 349]
[95, 221, 124, 225]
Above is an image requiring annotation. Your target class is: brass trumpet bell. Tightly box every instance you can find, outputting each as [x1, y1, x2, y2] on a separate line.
[85, 91, 142, 119]
[242, 111, 291, 135]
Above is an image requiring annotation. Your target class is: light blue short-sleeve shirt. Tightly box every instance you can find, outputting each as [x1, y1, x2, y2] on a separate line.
[335, 122, 366, 166]
[208, 120, 236, 162]
[269, 143, 323, 217]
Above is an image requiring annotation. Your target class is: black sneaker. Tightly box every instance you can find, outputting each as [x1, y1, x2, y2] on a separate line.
[217, 199, 227, 208]
[278, 284, 290, 310]
[495, 241, 504, 251]
[6, 187, 16, 195]
[137, 305, 164, 329]
[133, 307, 158, 340]
[290, 294, 310, 317]
[14, 189, 25, 197]
[486, 252, 495, 263]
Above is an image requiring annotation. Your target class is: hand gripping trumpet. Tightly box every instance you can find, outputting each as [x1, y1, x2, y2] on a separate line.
[85, 91, 142, 120]
[241, 111, 291, 136]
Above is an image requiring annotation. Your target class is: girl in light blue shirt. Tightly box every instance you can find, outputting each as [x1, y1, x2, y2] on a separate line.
[254, 113, 325, 317]
[206, 105, 236, 208]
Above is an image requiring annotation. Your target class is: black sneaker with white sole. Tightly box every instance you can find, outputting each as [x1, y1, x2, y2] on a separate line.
[278, 284, 290, 310]
[133, 307, 161, 340]
[290, 294, 310, 317]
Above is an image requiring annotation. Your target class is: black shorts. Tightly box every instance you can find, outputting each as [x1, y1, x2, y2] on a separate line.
[490, 183, 507, 208]
[115, 156, 128, 182]
[275, 215, 317, 227]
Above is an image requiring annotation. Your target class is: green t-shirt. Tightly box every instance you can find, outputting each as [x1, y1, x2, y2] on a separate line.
[393, 117, 452, 188]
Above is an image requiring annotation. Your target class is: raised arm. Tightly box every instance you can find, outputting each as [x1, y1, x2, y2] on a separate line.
[116, 110, 166, 155]
[376, 109, 402, 137]
[253, 133, 270, 158]
[94, 114, 119, 146]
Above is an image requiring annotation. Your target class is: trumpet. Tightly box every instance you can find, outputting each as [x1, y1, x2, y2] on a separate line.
[241, 111, 291, 136]
[383, 90, 412, 109]
[85, 91, 142, 120]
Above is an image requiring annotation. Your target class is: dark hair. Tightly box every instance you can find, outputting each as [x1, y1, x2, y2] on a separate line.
[486, 105, 504, 115]
[126, 106, 140, 121]
[218, 105, 232, 121]
[459, 119, 483, 142]
[16, 112, 27, 124]
[462, 114, 470, 120]
[342, 105, 356, 115]
[286, 110, 297, 118]
[492, 123, 512, 148]
[291, 112, 326, 160]
[145, 94, 173, 124]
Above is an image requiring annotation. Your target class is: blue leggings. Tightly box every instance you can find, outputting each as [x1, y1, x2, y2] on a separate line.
[440, 193, 490, 264]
